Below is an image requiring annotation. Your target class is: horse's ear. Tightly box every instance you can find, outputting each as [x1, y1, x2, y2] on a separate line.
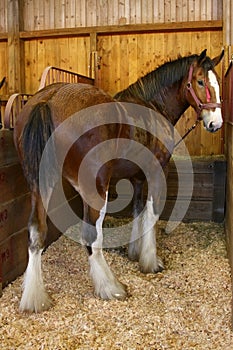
[197, 49, 207, 64]
[212, 50, 224, 67]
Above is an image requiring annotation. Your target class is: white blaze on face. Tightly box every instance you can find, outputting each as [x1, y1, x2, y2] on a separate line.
[202, 70, 223, 132]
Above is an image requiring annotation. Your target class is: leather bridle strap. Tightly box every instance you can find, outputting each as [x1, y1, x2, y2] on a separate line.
[186, 64, 222, 117]
[175, 64, 222, 148]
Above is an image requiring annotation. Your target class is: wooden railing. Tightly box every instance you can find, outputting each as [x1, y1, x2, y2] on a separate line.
[38, 66, 94, 90]
[3, 66, 95, 129]
[4, 93, 32, 129]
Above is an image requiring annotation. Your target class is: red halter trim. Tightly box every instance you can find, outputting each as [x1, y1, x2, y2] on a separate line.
[186, 65, 222, 117]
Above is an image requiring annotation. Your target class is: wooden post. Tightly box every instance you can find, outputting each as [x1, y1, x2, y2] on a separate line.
[7, 0, 25, 93]
[89, 32, 101, 86]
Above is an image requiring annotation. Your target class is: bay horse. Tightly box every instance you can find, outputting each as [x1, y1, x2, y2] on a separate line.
[14, 49, 224, 312]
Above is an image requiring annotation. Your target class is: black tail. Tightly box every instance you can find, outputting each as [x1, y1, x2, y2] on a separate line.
[22, 102, 58, 192]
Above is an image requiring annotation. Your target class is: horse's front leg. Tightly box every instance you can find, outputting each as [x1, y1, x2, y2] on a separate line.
[19, 190, 53, 313]
[128, 178, 144, 261]
[82, 192, 127, 300]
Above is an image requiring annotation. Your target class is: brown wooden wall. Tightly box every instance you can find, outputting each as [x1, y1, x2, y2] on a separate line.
[0, 0, 223, 32]
[0, 0, 231, 157]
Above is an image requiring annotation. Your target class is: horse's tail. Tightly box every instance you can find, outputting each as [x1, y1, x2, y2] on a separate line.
[22, 101, 58, 192]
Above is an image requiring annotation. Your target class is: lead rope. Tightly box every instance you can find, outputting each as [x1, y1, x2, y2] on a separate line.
[174, 118, 201, 148]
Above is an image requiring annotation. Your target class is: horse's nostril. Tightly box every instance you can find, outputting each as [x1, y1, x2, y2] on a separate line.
[209, 122, 214, 129]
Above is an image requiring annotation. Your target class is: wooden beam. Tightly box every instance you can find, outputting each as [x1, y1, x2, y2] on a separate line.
[7, 0, 24, 93]
[19, 20, 223, 40]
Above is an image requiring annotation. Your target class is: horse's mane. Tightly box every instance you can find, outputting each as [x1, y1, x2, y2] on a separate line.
[114, 53, 214, 103]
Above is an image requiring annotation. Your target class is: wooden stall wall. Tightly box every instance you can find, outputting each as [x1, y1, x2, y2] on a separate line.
[24, 36, 91, 92]
[98, 29, 223, 156]
[20, 0, 222, 29]
[0, 0, 224, 155]
[224, 61, 233, 324]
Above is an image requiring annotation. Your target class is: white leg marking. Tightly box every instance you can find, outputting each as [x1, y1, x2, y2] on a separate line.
[139, 197, 164, 273]
[128, 215, 142, 261]
[19, 249, 52, 313]
[89, 251, 127, 300]
[89, 191, 127, 300]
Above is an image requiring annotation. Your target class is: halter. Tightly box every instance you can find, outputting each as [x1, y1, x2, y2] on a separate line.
[186, 64, 222, 117]
[175, 64, 222, 148]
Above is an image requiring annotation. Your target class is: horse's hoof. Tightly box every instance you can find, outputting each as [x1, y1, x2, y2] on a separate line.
[19, 292, 53, 313]
[113, 283, 128, 300]
[139, 256, 164, 274]
[95, 280, 128, 301]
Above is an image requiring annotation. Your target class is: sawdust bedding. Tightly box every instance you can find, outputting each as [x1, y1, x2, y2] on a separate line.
[0, 220, 233, 349]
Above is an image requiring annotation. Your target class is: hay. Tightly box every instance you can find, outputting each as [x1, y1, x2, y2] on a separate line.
[1, 220, 233, 349]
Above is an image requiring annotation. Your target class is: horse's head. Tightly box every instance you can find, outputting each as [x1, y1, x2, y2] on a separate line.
[186, 49, 224, 133]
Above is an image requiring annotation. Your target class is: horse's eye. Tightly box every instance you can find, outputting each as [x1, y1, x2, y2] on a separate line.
[197, 80, 204, 87]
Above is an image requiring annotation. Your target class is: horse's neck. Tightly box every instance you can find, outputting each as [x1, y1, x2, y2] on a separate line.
[149, 83, 190, 125]
[122, 81, 189, 125]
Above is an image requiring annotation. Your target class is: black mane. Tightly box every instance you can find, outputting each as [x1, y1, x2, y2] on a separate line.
[114, 53, 214, 102]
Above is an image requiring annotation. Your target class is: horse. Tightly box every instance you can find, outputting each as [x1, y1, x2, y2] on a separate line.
[13, 49, 224, 312]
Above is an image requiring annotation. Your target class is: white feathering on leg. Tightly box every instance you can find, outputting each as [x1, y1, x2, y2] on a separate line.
[89, 191, 127, 300]
[139, 197, 164, 273]
[19, 249, 52, 313]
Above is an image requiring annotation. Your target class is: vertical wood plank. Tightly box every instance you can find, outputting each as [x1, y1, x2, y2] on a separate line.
[194, 0, 201, 21]
[0, 0, 7, 32]
[170, 0, 176, 21]
[124, 0, 130, 24]
[135, 0, 141, 24]
[176, 0, 183, 22]
[188, 0, 195, 21]
[182, 0, 188, 22]
[0, 42, 7, 96]
[98, 0, 108, 26]
[128, 35, 138, 84]
[200, 0, 206, 20]
[164, 0, 171, 22]
[86, 0, 97, 27]
[129, 0, 136, 24]
[7, 0, 24, 93]
[158, 0, 165, 22]
[110, 35, 121, 94]
[206, 0, 212, 20]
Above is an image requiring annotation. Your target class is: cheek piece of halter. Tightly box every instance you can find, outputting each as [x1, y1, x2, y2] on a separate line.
[186, 64, 222, 118]
[175, 64, 222, 148]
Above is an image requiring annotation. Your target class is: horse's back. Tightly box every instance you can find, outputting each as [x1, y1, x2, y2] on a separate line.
[14, 82, 113, 142]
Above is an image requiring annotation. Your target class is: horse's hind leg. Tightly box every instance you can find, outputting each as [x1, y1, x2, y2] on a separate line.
[139, 196, 164, 273]
[19, 189, 52, 313]
[82, 191, 127, 300]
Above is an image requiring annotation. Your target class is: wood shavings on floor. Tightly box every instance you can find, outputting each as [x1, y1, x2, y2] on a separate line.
[0, 220, 233, 349]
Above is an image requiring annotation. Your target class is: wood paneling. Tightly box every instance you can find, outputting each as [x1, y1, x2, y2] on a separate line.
[5, 0, 221, 31]
[0, 41, 8, 97]
[98, 30, 223, 156]
[0, 0, 7, 33]
[0, 228, 28, 289]
[109, 157, 226, 223]
[0, 130, 18, 165]
[24, 36, 91, 93]
[0, 1, 225, 157]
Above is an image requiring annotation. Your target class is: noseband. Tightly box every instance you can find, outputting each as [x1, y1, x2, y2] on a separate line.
[186, 64, 222, 118]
